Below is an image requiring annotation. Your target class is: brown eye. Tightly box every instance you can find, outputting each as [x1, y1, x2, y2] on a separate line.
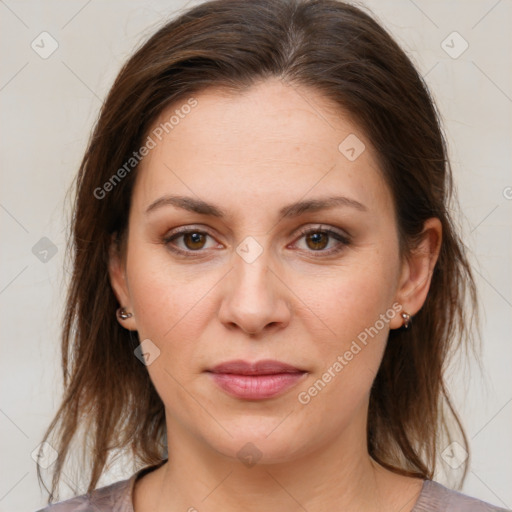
[292, 226, 351, 257]
[163, 228, 219, 255]
[305, 232, 329, 251]
[182, 232, 207, 250]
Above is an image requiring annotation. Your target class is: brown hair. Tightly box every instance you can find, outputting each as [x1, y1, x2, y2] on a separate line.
[38, 0, 478, 502]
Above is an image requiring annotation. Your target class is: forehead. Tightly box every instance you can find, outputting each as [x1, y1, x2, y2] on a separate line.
[131, 78, 392, 221]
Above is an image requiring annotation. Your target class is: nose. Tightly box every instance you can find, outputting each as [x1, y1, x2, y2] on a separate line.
[217, 248, 291, 336]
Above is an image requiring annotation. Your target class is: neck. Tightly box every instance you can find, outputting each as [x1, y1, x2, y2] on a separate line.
[136, 408, 422, 512]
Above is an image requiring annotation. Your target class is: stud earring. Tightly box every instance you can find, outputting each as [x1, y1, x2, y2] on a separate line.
[117, 307, 133, 320]
[401, 312, 411, 329]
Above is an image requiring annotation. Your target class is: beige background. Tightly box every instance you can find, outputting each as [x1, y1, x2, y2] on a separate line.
[0, 0, 511, 510]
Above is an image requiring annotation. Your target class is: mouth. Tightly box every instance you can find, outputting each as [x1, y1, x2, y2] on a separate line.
[206, 359, 308, 400]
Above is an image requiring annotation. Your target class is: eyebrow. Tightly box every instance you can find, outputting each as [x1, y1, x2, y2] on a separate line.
[144, 194, 367, 218]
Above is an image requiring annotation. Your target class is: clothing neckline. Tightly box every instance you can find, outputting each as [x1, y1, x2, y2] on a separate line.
[127, 459, 168, 510]
[124, 460, 429, 512]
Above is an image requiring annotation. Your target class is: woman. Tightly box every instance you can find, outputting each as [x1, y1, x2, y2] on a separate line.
[35, 0, 509, 510]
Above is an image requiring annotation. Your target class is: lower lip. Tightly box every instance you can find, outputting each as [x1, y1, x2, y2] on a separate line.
[208, 372, 306, 400]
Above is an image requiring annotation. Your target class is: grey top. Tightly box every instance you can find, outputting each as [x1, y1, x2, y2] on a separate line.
[36, 461, 510, 512]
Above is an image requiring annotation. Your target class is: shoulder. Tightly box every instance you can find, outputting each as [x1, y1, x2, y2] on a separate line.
[413, 480, 510, 512]
[34, 460, 167, 512]
[34, 476, 133, 512]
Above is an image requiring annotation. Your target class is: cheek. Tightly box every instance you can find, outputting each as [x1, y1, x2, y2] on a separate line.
[291, 249, 399, 401]
[124, 241, 235, 395]
[294, 251, 398, 345]
[125, 252, 216, 406]
[293, 275, 394, 432]
[126, 241, 211, 337]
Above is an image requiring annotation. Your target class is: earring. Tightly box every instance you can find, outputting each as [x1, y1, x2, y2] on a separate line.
[117, 307, 133, 320]
[401, 312, 411, 329]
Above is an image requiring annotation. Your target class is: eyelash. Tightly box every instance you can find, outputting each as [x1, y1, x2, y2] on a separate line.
[162, 225, 351, 258]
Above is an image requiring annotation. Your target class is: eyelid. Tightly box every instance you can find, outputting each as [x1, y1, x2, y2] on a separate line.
[293, 223, 350, 241]
[163, 224, 215, 238]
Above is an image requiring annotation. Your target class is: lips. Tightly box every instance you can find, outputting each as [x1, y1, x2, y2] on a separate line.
[206, 359, 307, 400]
[208, 359, 305, 376]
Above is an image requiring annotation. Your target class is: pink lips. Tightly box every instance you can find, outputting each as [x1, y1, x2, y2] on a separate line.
[207, 359, 307, 400]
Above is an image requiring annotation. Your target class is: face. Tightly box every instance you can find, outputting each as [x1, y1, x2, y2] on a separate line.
[109, 78, 425, 465]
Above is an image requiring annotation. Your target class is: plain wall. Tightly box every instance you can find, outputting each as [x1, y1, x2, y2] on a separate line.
[0, 1, 510, 510]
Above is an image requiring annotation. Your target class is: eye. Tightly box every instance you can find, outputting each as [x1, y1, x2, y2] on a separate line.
[291, 225, 351, 256]
[162, 224, 351, 258]
[163, 228, 220, 255]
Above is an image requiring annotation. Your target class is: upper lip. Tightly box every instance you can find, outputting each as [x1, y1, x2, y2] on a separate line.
[208, 359, 305, 375]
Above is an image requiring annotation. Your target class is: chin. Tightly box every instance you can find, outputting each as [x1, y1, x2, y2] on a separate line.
[201, 419, 314, 466]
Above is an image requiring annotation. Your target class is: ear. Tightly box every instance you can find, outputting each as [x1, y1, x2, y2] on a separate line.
[389, 217, 442, 329]
[108, 233, 137, 331]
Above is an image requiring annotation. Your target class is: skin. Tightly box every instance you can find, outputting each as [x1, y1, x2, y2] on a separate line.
[109, 77, 442, 512]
